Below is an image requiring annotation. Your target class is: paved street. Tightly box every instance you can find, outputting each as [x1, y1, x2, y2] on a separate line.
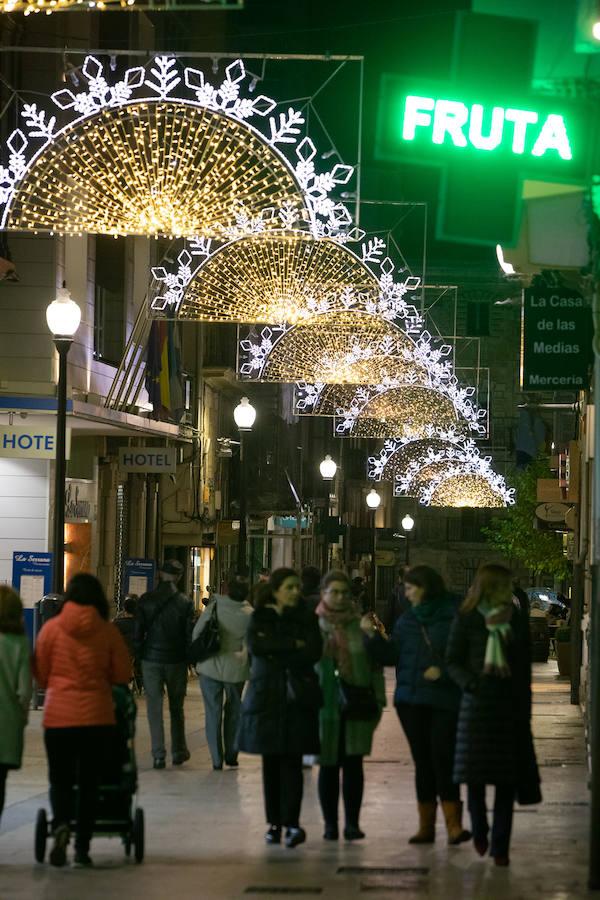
[0, 663, 591, 899]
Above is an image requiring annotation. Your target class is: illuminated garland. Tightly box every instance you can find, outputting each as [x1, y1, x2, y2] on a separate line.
[393, 442, 495, 496]
[418, 466, 515, 508]
[150, 225, 422, 327]
[334, 378, 487, 438]
[2, 0, 241, 13]
[0, 56, 353, 238]
[367, 430, 468, 481]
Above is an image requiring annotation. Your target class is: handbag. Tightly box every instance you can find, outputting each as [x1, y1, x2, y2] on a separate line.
[188, 601, 221, 665]
[338, 679, 379, 721]
[286, 670, 323, 709]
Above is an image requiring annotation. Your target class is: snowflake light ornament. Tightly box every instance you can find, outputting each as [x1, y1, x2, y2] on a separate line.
[417, 464, 515, 508]
[0, 55, 354, 239]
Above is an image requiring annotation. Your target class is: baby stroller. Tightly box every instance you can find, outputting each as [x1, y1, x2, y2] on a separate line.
[34, 685, 145, 864]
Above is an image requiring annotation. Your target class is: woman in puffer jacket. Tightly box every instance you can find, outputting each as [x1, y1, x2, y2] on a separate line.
[34, 573, 131, 868]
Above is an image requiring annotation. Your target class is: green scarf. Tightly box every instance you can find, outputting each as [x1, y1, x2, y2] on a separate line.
[412, 594, 455, 626]
[477, 601, 513, 677]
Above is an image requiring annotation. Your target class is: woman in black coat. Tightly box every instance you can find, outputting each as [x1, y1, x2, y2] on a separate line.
[446, 564, 540, 867]
[238, 568, 322, 849]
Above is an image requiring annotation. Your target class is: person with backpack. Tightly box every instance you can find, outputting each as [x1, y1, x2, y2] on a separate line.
[135, 559, 195, 769]
[0, 587, 32, 824]
[193, 572, 253, 770]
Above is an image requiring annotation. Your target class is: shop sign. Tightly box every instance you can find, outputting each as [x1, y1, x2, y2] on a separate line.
[118, 447, 176, 473]
[12, 551, 53, 642]
[0, 425, 70, 460]
[535, 502, 570, 523]
[65, 480, 95, 522]
[122, 558, 155, 597]
[521, 287, 594, 391]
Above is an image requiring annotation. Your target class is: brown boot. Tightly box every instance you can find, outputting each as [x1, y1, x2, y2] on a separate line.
[441, 800, 472, 846]
[408, 802, 436, 844]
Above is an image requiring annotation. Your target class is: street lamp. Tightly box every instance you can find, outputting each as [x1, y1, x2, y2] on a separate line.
[401, 513, 415, 565]
[46, 287, 81, 595]
[319, 454, 337, 481]
[320, 455, 338, 569]
[233, 397, 256, 572]
[366, 488, 381, 610]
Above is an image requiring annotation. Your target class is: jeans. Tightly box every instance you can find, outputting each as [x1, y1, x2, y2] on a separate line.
[396, 703, 460, 803]
[318, 755, 364, 828]
[262, 754, 304, 828]
[199, 675, 244, 767]
[142, 661, 189, 761]
[44, 726, 115, 853]
[468, 783, 515, 857]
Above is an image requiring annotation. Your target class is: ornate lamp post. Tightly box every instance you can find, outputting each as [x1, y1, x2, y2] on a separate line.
[320, 455, 338, 570]
[233, 397, 256, 572]
[46, 287, 81, 594]
[366, 488, 381, 610]
[401, 513, 415, 566]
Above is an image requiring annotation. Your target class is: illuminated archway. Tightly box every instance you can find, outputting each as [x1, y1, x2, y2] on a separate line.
[0, 56, 353, 238]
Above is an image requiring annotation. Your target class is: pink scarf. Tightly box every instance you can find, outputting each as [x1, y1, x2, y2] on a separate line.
[315, 598, 360, 680]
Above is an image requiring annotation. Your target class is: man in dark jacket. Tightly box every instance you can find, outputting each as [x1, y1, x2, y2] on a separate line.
[136, 560, 195, 768]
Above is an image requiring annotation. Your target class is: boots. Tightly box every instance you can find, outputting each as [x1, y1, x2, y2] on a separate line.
[441, 801, 472, 846]
[408, 802, 436, 844]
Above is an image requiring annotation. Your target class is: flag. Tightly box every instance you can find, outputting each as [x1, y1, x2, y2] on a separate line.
[145, 320, 185, 423]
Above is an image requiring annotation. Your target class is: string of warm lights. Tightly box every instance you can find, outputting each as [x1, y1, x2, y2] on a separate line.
[417, 466, 515, 508]
[367, 433, 467, 481]
[1, 0, 241, 13]
[0, 56, 354, 238]
[394, 441, 496, 496]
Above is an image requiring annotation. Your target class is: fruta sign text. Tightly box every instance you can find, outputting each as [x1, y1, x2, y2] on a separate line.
[402, 95, 572, 160]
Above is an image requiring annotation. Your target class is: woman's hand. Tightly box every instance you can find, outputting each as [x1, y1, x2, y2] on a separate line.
[423, 665, 442, 682]
[360, 614, 378, 636]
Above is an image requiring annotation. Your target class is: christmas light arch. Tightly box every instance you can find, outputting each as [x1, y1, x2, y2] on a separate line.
[0, 56, 354, 238]
[367, 431, 468, 481]
[419, 466, 515, 508]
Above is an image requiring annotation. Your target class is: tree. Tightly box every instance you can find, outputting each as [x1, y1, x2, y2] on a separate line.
[483, 459, 570, 580]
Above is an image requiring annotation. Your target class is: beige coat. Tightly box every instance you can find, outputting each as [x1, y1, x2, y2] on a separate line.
[193, 595, 252, 683]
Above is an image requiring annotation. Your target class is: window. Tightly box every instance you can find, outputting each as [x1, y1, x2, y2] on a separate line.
[94, 236, 127, 365]
[465, 300, 490, 337]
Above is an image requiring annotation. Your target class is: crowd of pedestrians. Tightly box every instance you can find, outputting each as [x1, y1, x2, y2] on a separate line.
[0, 555, 540, 870]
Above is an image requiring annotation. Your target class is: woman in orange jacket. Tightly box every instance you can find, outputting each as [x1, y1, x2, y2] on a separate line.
[34, 573, 131, 868]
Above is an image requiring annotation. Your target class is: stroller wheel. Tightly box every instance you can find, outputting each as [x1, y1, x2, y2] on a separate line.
[133, 808, 145, 863]
[34, 809, 48, 863]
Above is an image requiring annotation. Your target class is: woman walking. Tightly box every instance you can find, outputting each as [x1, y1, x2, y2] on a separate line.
[238, 568, 322, 848]
[446, 563, 539, 866]
[34, 573, 131, 868]
[316, 570, 385, 841]
[0, 587, 32, 823]
[193, 572, 253, 770]
[365, 565, 470, 845]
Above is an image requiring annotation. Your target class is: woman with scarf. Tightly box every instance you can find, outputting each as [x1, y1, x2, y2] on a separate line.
[446, 563, 540, 867]
[364, 565, 471, 846]
[316, 570, 385, 841]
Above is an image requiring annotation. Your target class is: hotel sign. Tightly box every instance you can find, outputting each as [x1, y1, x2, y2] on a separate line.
[0, 425, 70, 460]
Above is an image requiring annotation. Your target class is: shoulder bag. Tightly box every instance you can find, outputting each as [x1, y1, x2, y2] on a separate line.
[188, 601, 221, 665]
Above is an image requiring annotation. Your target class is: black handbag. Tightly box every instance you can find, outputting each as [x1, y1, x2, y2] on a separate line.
[188, 602, 221, 665]
[286, 670, 323, 709]
[338, 679, 379, 721]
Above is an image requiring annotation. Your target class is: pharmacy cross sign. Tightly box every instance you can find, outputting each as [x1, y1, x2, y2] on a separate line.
[374, 12, 589, 247]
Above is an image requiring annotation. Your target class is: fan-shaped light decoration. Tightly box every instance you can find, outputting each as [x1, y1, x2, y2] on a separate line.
[419, 466, 515, 508]
[367, 432, 466, 481]
[334, 376, 487, 438]
[4, 0, 242, 15]
[0, 56, 353, 238]
[392, 441, 497, 497]
[151, 225, 422, 325]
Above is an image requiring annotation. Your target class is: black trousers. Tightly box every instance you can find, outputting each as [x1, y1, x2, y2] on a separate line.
[262, 754, 304, 828]
[396, 703, 460, 804]
[468, 783, 515, 857]
[318, 755, 364, 828]
[44, 725, 115, 852]
[0, 763, 9, 821]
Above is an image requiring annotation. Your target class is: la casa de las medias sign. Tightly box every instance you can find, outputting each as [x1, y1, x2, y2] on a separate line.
[521, 287, 593, 391]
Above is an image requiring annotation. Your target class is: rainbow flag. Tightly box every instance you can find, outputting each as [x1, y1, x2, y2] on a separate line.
[145, 320, 184, 423]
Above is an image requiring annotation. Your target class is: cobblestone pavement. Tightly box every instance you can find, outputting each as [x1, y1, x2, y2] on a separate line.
[0, 663, 591, 899]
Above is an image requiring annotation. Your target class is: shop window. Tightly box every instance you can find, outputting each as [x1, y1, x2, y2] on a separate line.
[94, 236, 127, 365]
[466, 301, 490, 337]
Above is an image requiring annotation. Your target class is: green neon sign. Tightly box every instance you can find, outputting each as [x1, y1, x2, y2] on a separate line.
[401, 95, 573, 161]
